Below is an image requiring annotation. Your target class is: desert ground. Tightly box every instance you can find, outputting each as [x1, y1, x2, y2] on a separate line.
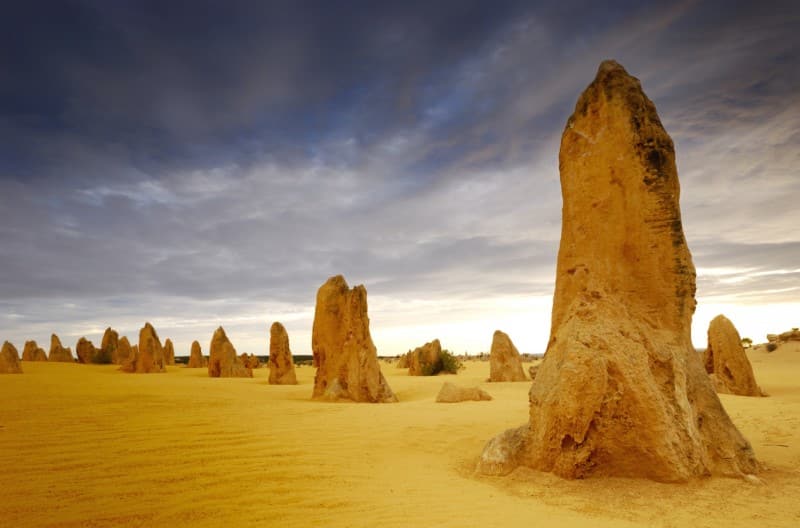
[2, 344, 800, 528]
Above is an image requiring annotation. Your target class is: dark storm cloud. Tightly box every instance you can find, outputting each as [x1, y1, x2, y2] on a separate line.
[1, 0, 799, 352]
[1, 0, 535, 180]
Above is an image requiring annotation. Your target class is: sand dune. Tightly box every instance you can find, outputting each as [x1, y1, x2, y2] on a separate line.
[2, 347, 800, 527]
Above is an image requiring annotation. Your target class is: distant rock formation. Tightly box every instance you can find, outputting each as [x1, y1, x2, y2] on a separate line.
[187, 341, 206, 368]
[477, 60, 758, 481]
[436, 382, 491, 403]
[208, 327, 252, 378]
[528, 364, 539, 381]
[1, 341, 23, 373]
[76, 337, 98, 364]
[21, 341, 47, 361]
[396, 352, 410, 368]
[311, 275, 396, 402]
[704, 315, 764, 397]
[116, 336, 134, 365]
[100, 328, 120, 364]
[269, 322, 297, 385]
[488, 331, 527, 382]
[164, 339, 176, 366]
[120, 323, 167, 373]
[239, 353, 261, 369]
[767, 328, 800, 348]
[48, 334, 74, 362]
[407, 339, 443, 376]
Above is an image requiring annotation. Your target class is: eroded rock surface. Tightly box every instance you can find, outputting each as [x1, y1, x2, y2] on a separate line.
[1, 341, 23, 373]
[435, 382, 491, 403]
[100, 328, 120, 364]
[269, 322, 297, 385]
[48, 334, 74, 362]
[22, 341, 47, 362]
[164, 339, 176, 366]
[489, 331, 527, 382]
[117, 336, 134, 365]
[240, 353, 261, 369]
[120, 323, 167, 373]
[187, 341, 206, 368]
[407, 339, 443, 376]
[704, 315, 764, 397]
[396, 352, 410, 368]
[76, 337, 97, 364]
[311, 275, 396, 402]
[477, 60, 758, 482]
[208, 327, 252, 378]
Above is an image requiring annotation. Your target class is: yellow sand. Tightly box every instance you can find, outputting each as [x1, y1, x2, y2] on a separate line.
[2, 345, 800, 527]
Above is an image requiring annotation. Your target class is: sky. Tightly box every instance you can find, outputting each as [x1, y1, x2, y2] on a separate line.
[1, 0, 799, 357]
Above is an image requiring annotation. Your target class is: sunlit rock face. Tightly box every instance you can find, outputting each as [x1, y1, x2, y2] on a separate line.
[407, 339, 442, 376]
[488, 331, 527, 382]
[477, 60, 758, 482]
[120, 323, 167, 374]
[311, 275, 396, 403]
[208, 327, 252, 378]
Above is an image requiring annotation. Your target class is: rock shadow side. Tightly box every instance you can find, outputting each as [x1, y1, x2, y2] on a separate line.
[705, 315, 764, 397]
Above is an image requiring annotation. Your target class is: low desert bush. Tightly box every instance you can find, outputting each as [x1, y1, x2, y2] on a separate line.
[91, 348, 113, 364]
[418, 349, 464, 375]
[439, 349, 463, 374]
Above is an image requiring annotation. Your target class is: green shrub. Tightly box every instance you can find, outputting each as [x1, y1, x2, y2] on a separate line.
[420, 360, 439, 376]
[439, 349, 463, 374]
[766, 342, 778, 352]
[417, 349, 464, 375]
[91, 348, 113, 364]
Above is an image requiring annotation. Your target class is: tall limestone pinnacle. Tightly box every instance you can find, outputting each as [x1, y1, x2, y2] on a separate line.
[311, 275, 397, 402]
[477, 60, 758, 481]
[269, 322, 298, 385]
